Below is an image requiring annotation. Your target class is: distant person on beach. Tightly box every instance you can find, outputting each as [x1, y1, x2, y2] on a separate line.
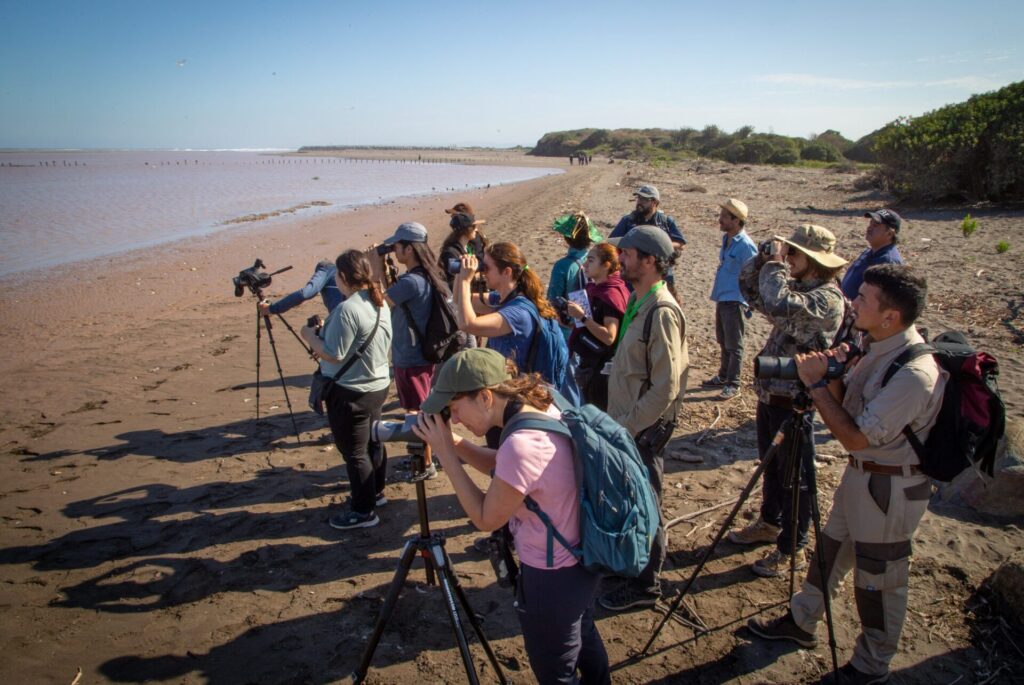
[840, 209, 905, 301]
[564, 242, 630, 410]
[608, 185, 686, 292]
[300, 250, 392, 530]
[381, 221, 449, 479]
[258, 260, 344, 317]
[413, 348, 610, 684]
[704, 198, 758, 400]
[547, 212, 602, 340]
[749, 265, 944, 685]
[599, 226, 688, 612]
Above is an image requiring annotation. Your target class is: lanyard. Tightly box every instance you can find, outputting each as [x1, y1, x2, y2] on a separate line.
[616, 281, 664, 345]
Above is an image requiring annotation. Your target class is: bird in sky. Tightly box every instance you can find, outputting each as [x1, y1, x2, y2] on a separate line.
[176, 59, 187, 68]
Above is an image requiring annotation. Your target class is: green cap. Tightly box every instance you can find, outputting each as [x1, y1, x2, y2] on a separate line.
[420, 348, 511, 414]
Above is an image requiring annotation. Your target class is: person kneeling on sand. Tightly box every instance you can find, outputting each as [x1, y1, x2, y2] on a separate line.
[413, 348, 610, 684]
[748, 265, 945, 685]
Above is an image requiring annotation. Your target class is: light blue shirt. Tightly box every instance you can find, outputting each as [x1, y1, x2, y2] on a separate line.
[318, 290, 392, 393]
[710, 230, 758, 303]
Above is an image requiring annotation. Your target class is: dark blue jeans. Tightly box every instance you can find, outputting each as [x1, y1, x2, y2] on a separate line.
[516, 563, 610, 684]
[757, 401, 815, 555]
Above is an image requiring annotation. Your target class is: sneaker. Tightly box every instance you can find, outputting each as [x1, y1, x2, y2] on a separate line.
[472, 536, 491, 555]
[746, 610, 818, 648]
[752, 548, 808, 578]
[719, 385, 740, 400]
[727, 518, 781, 546]
[820, 663, 890, 685]
[598, 584, 661, 612]
[701, 375, 726, 388]
[375, 492, 387, 507]
[328, 510, 380, 530]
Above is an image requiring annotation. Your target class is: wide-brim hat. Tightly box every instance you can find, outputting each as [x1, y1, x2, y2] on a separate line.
[552, 213, 603, 243]
[420, 348, 511, 414]
[773, 224, 847, 268]
[719, 198, 749, 222]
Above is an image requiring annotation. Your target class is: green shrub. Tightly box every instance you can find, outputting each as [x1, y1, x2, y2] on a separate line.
[961, 214, 978, 238]
[996, 241, 1010, 253]
[801, 142, 841, 162]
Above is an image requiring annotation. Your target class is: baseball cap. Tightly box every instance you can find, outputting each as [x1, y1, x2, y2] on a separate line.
[773, 224, 847, 269]
[719, 198, 749, 222]
[420, 348, 512, 414]
[633, 185, 660, 201]
[864, 209, 903, 232]
[382, 221, 428, 245]
[608, 225, 674, 259]
[449, 212, 484, 231]
[445, 202, 476, 216]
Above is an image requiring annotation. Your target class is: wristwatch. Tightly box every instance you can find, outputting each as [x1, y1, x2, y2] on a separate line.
[580, 315, 589, 324]
[808, 379, 830, 391]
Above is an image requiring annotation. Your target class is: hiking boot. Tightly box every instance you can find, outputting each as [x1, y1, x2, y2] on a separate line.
[328, 510, 380, 530]
[819, 663, 890, 685]
[598, 584, 661, 612]
[701, 375, 726, 388]
[719, 385, 740, 400]
[747, 610, 818, 648]
[752, 548, 808, 578]
[727, 518, 781, 546]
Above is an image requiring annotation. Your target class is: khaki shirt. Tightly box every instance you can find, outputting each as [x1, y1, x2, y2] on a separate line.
[607, 285, 689, 436]
[843, 327, 947, 466]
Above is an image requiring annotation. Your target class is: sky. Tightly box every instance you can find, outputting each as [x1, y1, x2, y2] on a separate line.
[1, 0, 1022, 150]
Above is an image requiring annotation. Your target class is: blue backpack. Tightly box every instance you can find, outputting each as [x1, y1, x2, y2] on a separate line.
[499, 392, 660, 577]
[519, 298, 581, 406]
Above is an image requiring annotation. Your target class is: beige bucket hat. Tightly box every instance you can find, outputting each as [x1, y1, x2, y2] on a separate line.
[773, 224, 847, 268]
[719, 198, 749, 222]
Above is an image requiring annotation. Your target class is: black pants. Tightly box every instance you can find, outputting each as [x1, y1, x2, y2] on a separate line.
[715, 301, 746, 386]
[574, 363, 610, 412]
[517, 563, 610, 684]
[630, 439, 665, 593]
[326, 384, 389, 514]
[757, 401, 815, 554]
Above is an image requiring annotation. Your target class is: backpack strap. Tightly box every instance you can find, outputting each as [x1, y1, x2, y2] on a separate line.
[398, 268, 430, 346]
[519, 297, 543, 374]
[639, 300, 684, 407]
[880, 343, 936, 463]
[499, 411, 581, 567]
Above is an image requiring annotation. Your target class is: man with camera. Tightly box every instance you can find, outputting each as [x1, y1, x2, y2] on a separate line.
[748, 264, 945, 685]
[609, 185, 686, 292]
[728, 225, 848, 578]
[599, 226, 689, 612]
[258, 259, 344, 317]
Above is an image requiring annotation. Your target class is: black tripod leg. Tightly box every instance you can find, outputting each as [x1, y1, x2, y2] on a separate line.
[642, 424, 788, 654]
[261, 315, 302, 445]
[255, 307, 262, 421]
[353, 540, 420, 684]
[803, 436, 841, 678]
[429, 542, 482, 685]
[433, 542, 509, 684]
[785, 421, 803, 597]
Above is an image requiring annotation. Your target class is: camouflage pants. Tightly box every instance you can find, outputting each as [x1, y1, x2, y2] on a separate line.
[790, 464, 931, 675]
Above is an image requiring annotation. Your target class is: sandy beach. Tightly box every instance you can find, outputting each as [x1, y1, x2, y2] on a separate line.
[1, 151, 1022, 684]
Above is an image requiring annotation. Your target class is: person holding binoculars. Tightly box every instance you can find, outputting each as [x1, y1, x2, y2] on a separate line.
[301, 250, 392, 531]
[728, 225, 848, 578]
[412, 348, 610, 685]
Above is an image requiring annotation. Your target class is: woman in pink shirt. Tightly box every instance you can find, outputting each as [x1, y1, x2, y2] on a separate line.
[415, 348, 609, 685]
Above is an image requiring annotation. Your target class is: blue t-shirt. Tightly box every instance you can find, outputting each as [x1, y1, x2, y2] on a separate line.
[841, 243, 904, 300]
[710, 230, 758, 303]
[386, 269, 432, 368]
[486, 293, 536, 369]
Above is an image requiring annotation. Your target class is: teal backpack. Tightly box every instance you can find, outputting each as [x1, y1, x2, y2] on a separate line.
[499, 392, 659, 576]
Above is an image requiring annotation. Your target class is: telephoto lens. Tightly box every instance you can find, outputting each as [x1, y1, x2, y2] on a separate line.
[754, 347, 859, 381]
[370, 408, 451, 444]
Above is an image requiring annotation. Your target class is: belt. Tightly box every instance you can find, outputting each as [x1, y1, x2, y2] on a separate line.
[848, 455, 921, 477]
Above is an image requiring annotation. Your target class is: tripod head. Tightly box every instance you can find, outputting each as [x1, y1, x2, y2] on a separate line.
[232, 258, 293, 300]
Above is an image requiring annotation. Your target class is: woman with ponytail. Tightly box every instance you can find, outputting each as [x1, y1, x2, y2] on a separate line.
[453, 241, 558, 375]
[301, 249, 392, 530]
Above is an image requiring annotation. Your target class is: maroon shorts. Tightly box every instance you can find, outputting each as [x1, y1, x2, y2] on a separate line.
[395, 364, 436, 410]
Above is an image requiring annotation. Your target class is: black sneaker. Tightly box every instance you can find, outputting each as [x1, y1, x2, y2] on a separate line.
[328, 510, 380, 530]
[701, 375, 726, 388]
[598, 584, 660, 612]
[820, 663, 890, 685]
[747, 611, 818, 648]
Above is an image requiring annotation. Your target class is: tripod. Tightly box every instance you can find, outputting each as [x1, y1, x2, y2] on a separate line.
[249, 285, 311, 445]
[642, 392, 840, 679]
[353, 447, 509, 684]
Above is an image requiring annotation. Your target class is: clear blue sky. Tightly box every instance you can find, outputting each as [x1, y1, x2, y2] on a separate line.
[1, 0, 1021, 149]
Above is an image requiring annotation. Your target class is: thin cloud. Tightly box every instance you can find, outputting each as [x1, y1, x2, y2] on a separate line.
[756, 73, 1004, 91]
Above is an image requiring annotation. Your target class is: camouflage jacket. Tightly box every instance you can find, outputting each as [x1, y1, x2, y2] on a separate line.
[739, 258, 846, 401]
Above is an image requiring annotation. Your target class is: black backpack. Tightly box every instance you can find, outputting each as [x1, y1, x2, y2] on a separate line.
[401, 268, 463, 364]
[881, 331, 1005, 482]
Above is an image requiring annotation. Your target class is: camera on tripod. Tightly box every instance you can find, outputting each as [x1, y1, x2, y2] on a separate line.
[754, 344, 861, 381]
[232, 259, 274, 297]
[371, 408, 451, 444]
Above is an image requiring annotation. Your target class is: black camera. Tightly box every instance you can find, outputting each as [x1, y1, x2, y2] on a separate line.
[552, 296, 572, 326]
[485, 525, 519, 589]
[754, 345, 861, 381]
[306, 315, 322, 329]
[233, 259, 273, 297]
[447, 257, 485, 276]
[376, 243, 395, 256]
[758, 240, 776, 257]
